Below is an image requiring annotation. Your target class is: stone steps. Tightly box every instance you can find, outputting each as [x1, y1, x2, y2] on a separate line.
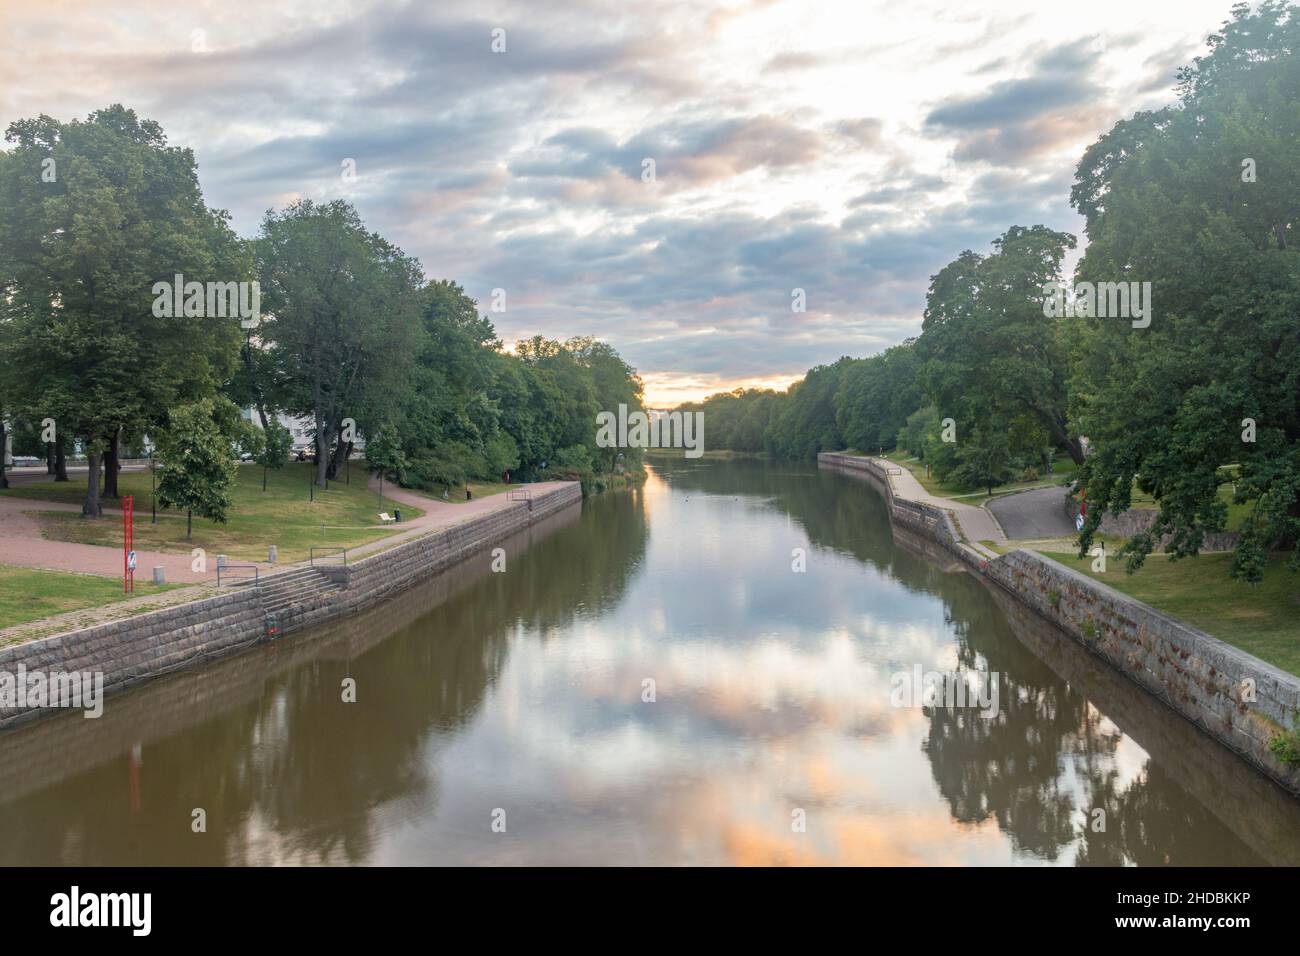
[257, 567, 343, 615]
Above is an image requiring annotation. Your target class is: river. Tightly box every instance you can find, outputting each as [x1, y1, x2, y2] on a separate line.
[2, 458, 1299, 864]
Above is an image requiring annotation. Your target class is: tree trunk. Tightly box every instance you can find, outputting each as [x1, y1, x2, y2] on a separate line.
[263, 466, 268, 492]
[0, 417, 8, 490]
[83, 451, 103, 517]
[187, 509, 192, 539]
[327, 437, 353, 480]
[46, 440, 55, 474]
[104, 429, 120, 498]
[55, 440, 68, 481]
[1063, 436, 1086, 466]
[314, 426, 329, 488]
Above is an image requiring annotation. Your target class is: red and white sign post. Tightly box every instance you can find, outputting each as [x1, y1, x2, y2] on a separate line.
[123, 494, 135, 593]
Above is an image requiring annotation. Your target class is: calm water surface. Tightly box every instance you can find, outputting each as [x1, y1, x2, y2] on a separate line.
[3, 459, 1299, 865]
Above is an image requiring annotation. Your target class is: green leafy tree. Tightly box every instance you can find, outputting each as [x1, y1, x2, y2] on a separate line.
[918, 225, 1083, 468]
[364, 422, 406, 504]
[764, 359, 853, 459]
[256, 200, 423, 488]
[1069, 1, 1300, 580]
[0, 105, 246, 516]
[834, 341, 923, 454]
[254, 419, 293, 492]
[483, 431, 520, 478]
[155, 398, 243, 538]
[899, 405, 940, 460]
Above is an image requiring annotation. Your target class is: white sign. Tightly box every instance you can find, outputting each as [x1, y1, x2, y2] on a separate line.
[1075, 514, 1085, 532]
[127, 550, 138, 572]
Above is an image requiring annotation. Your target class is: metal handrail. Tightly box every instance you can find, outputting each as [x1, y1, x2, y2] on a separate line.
[216, 564, 260, 587]
[310, 546, 348, 566]
[507, 488, 533, 501]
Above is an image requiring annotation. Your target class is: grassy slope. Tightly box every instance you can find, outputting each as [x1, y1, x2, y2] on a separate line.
[0, 565, 179, 630]
[1039, 548, 1300, 676]
[2, 462, 422, 564]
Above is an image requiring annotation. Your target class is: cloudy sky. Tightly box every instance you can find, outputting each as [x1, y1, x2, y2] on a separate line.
[2, 0, 1235, 404]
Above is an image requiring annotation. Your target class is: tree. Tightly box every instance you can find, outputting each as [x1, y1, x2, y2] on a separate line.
[154, 399, 243, 539]
[899, 405, 940, 460]
[0, 106, 247, 516]
[256, 200, 423, 489]
[834, 342, 923, 454]
[946, 425, 1018, 497]
[918, 225, 1083, 466]
[254, 419, 293, 492]
[1068, 1, 1300, 580]
[364, 423, 406, 505]
[764, 358, 853, 459]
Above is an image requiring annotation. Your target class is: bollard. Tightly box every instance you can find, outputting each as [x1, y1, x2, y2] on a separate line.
[268, 544, 278, 564]
[153, 566, 165, 585]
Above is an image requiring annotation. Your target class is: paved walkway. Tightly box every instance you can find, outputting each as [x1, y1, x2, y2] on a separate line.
[0, 494, 233, 583]
[348, 476, 573, 559]
[0, 476, 574, 582]
[869, 458, 1007, 546]
[986, 485, 1076, 540]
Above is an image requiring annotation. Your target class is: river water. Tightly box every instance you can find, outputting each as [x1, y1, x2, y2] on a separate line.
[2, 458, 1299, 865]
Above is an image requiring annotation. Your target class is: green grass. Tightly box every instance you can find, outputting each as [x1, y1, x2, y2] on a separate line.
[2, 462, 422, 564]
[0, 564, 180, 631]
[1038, 548, 1300, 675]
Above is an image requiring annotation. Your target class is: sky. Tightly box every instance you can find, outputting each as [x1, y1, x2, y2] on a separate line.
[0, 0, 1238, 405]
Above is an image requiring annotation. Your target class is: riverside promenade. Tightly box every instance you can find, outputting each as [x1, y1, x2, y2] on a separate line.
[864, 457, 1006, 557]
[0, 475, 570, 582]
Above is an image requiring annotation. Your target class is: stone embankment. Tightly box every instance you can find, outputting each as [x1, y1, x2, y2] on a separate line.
[0, 483, 582, 728]
[818, 451, 1300, 795]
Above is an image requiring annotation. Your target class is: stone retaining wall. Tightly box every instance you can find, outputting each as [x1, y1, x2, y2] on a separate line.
[818, 451, 1300, 795]
[818, 452, 983, 565]
[1064, 497, 1241, 552]
[0, 499, 584, 802]
[0, 483, 582, 728]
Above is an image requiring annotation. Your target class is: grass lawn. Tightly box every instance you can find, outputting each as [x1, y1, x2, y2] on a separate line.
[1037, 548, 1300, 676]
[2, 462, 422, 564]
[0, 564, 179, 631]
[402, 480, 521, 504]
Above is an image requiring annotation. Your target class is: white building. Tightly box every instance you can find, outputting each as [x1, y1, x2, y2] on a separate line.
[241, 408, 365, 456]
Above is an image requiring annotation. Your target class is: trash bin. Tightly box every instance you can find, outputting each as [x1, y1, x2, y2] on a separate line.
[394, 509, 401, 523]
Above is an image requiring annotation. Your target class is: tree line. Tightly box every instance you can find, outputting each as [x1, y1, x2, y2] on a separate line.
[0, 109, 645, 528]
[683, 2, 1300, 583]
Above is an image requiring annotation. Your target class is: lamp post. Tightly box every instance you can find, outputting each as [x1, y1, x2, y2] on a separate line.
[150, 447, 156, 524]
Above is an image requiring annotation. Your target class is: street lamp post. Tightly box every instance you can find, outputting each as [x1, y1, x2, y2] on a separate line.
[150, 447, 156, 524]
